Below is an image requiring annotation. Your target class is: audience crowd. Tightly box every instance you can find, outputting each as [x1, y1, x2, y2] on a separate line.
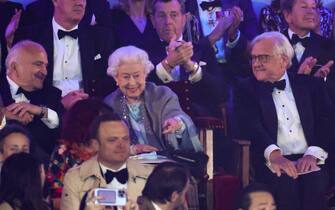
[0, 0, 335, 209]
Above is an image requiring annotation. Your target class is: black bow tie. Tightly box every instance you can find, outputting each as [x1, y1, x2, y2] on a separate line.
[16, 87, 34, 99]
[57, 29, 79, 40]
[105, 168, 129, 184]
[291, 34, 309, 47]
[265, 79, 286, 91]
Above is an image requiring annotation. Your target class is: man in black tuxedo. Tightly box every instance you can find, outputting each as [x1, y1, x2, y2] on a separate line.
[0, 40, 62, 162]
[13, 0, 116, 110]
[234, 32, 335, 210]
[147, 0, 226, 118]
[281, 0, 335, 103]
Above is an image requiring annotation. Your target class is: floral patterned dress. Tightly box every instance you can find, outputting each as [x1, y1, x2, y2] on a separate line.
[46, 141, 96, 199]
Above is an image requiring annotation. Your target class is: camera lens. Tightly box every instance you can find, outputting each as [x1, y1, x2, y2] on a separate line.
[118, 190, 125, 197]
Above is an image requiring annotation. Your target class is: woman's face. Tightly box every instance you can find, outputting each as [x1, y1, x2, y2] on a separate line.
[113, 61, 147, 103]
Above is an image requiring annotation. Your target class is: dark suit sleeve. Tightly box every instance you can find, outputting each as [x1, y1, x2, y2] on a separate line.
[46, 86, 63, 116]
[310, 78, 335, 154]
[225, 34, 252, 80]
[194, 37, 228, 103]
[233, 79, 276, 156]
[238, 0, 260, 40]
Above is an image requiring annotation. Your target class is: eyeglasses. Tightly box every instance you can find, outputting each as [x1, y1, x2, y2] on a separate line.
[250, 54, 275, 64]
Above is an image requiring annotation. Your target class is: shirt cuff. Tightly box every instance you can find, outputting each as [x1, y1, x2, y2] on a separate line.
[156, 62, 174, 83]
[226, 30, 240, 49]
[304, 146, 328, 164]
[264, 144, 281, 162]
[0, 116, 6, 130]
[41, 108, 59, 129]
[188, 66, 202, 83]
[174, 116, 186, 137]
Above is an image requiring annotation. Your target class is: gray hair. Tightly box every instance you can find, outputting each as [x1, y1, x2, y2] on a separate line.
[107, 46, 154, 77]
[5, 40, 45, 74]
[250, 31, 294, 68]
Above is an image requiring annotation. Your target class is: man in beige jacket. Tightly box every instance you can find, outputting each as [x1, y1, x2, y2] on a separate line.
[60, 113, 154, 210]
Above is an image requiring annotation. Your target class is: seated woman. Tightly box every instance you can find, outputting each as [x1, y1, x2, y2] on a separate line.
[104, 46, 203, 154]
[0, 153, 49, 210]
[46, 99, 113, 209]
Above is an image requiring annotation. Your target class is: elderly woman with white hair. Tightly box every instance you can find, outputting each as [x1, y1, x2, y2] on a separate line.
[104, 46, 203, 154]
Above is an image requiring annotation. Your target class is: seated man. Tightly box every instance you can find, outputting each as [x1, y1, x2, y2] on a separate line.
[235, 183, 276, 210]
[147, 0, 227, 118]
[13, 0, 116, 110]
[0, 40, 62, 162]
[0, 123, 30, 171]
[60, 113, 154, 210]
[137, 162, 191, 210]
[234, 31, 335, 210]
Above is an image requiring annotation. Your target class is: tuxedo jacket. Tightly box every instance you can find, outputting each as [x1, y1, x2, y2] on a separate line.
[13, 21, 117, 98]
[284, 30, 335, 105]
[233, 73, 335, 163]
[284, 31, 335, 79]
[0, 1, 23, 70]
[146, 37, 227, 117]
[0, 77, 63, 157]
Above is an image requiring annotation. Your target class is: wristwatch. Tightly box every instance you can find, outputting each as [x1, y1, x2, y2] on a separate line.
[192, 62, 199, 74]
[39, 105, 48, 118]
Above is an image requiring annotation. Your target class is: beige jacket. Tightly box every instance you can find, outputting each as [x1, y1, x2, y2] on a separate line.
[60, 157, 154, 210]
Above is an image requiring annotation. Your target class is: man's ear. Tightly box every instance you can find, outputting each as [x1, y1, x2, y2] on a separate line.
[150, 14, 156, 29]
[8, 62, 18, 77]
[282, 10, 291, 24]
[170, 191, 179, 203]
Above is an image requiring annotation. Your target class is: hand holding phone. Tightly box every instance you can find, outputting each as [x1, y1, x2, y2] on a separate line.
[94, 188, 127, 206]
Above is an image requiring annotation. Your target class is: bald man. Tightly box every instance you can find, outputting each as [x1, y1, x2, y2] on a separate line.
[0, 40, 62, 162]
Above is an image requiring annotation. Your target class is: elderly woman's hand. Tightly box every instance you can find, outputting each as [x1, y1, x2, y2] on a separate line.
[162, 117, 183, 134]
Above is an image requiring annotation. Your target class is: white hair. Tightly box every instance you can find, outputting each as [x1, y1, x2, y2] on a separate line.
[107, 46, 154, 77]
[251, 32, 294, 68]
[5, 40, 45, 75]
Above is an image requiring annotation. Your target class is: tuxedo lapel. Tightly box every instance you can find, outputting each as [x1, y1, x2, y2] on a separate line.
[0, 77, 14, 105]
[299, 33, 321, 70]
[283, 30, 299, 74]
[256, 81, 278, 140]
[288, 74, 313, 143]
[78, 27, 94, 93]
[39, 23, 55, 87]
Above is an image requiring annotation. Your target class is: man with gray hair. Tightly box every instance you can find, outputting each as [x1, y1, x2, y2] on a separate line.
[234, 31, 335, 210]
[0, 40, 62, 162]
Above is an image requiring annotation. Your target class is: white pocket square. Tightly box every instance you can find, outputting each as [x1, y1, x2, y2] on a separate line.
[199, 61, 207, 66]
[94, 54, 102, 60]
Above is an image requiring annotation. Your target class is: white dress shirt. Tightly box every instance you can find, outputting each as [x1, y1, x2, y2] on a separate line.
[99, 162, 128, 190]
[52, 18, 83, 97]
[288, 29, 310, 63]
[6, 76, 59, 129]
[152, 202, 163, 210]
[99, 162, 128, 210]
[264, 72, 328, 163]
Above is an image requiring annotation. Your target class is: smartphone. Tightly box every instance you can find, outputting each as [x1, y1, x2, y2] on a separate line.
[94, 188, 126, 206]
